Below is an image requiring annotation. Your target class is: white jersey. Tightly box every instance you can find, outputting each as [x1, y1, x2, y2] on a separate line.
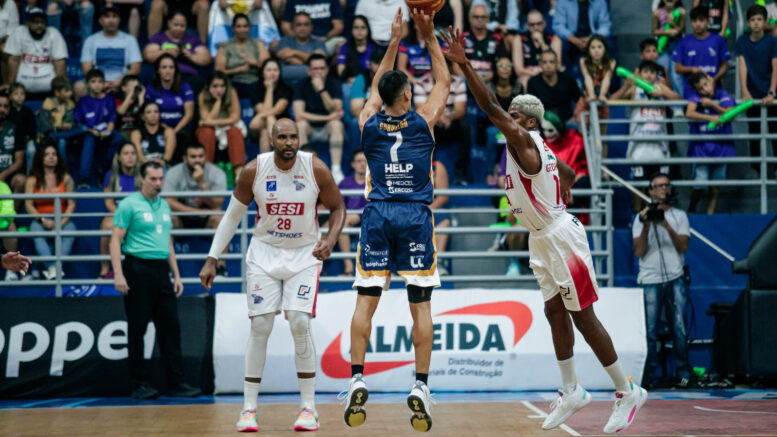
[626, 86, 669, 161]
[252, 151, 321, 249]
[504, 130, 567, 233]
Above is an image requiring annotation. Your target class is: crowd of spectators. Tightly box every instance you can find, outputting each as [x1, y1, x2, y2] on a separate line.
[0, 0, 776, 282]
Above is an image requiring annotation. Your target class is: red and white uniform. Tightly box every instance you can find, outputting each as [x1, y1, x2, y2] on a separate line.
[505, 130, 599, 311]
[246, 151, 322, 317]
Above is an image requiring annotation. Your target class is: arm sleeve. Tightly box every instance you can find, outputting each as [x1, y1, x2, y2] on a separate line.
[552, 2, 572, 40]
[594, 0, 612, 38]
[127, 35, 143, 64]
[676, 211, 690, 236]
[3, 30, 20, 55]
[52, 29, 68, 60]
[113, 199, 131, 228]
[80, 35, 94, 63]
[632, 215, 644, 238]
[208, 194, 250, 258]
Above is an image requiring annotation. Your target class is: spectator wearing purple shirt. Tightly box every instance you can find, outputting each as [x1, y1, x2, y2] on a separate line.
[74, 69, 124, 188]
[337, 15, 375, 81]
[336, 148, 367, 275]
[144, 54, 195, 153]
[142, 11, 212, 96]
[685, 72, 735, 214]
[99, 142, 140, 278]
[672, 6, 730, 97]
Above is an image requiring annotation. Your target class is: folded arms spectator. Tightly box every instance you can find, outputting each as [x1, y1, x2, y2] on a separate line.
[214, 13, 270, 97]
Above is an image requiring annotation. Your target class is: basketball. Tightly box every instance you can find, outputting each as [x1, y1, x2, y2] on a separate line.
[406, 0, 446, 14]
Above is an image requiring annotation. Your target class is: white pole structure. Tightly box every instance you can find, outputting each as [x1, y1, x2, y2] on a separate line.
[601, 166, 736, 263]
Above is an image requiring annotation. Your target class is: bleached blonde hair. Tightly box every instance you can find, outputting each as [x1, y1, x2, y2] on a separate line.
[510, 94, 545, 125]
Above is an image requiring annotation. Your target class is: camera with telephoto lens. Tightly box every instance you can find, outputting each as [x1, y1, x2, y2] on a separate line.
[642, 202, 665, 223]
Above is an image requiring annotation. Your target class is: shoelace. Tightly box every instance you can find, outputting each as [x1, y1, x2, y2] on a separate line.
[240, 409, 256, 421]
[549, 394, 564, 412]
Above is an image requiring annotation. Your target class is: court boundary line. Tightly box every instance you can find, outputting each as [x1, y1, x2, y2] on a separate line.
[520, 400, 581, 436]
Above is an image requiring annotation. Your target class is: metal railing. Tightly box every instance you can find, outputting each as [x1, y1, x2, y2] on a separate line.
[0, 188, 615, 296]
[584, 100, 777, 213]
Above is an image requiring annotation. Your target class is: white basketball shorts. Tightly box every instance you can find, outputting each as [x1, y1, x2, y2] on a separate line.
[528, 213, 599, 311]
[245, 239, 322, 317]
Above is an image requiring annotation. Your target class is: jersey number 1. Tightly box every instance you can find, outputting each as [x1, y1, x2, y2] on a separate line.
[388, 132, 403, 163]
[553, 174, 561, 204]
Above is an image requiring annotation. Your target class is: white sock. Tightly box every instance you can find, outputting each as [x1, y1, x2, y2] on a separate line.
[298, 377, 316, 409]
[604, 359, 631, 393]
[243, 381, 260, 410]
[332, 164, 341, 172]
[557, 357, 577, 394]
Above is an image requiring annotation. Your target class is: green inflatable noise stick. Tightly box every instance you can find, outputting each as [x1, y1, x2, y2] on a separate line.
[616, 67, 655, 93]
[658, 8, 682, 54]
[707, 99, 754, 129]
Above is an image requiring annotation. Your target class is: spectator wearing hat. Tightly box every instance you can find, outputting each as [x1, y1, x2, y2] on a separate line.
[2, 7, 67, 99]
[80, 4, 142, 94]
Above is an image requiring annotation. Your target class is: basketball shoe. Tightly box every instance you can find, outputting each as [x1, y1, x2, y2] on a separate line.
[293, 407, 319, 431]
[341, 374, 368, 427]
[542, 383, 591, 430]
[603, 379, 648, 434]
[236, 407, 258, 432]
[407, 381, 433, 432]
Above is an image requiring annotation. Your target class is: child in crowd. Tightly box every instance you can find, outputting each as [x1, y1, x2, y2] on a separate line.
[737, 4, 777, 170]
[116, 75, 144, 139]
[685, 72, 735, 214]
[652, 0, 685, 97]
[8, 82, 37, 172]
[74, 68, 124, 188]
[577, 34, 615, 154]
[639, 38, 673, 90]
[615, 60, 681, 211]
[672, 6, 730, 98]
[37, 77, 84, 160]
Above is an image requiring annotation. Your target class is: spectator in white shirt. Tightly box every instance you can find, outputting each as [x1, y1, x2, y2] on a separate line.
[0, 0, 20, 86]
[3, 8, 67, 98]
[354, 0, 409, 44]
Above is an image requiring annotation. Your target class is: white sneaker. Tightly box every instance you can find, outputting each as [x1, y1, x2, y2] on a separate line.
[293, 406, 319, 431]
[603, 380, 648, 434]
[542, 384, 591, 430]
[236, 407, 258, 432]
[4, 270, 19, 281]
[407, 381, 433, 432]
[332, 167, 345, 185]
[341, 374, 368, 427]
[42, 265, 59, 280]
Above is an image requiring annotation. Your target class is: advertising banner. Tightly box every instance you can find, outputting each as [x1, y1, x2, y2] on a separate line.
[213, 288, 646, 393]
[0, 297, 214, 398]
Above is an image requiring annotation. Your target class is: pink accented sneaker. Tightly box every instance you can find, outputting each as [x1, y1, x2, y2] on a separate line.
[236, 408, 258, 432]
[293, 407, 319, 431]
[603, 378, 648, 433]
[542, 383, 591, 429]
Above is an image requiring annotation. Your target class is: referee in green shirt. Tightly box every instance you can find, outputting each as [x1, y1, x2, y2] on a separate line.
[110, 161, 200, 399]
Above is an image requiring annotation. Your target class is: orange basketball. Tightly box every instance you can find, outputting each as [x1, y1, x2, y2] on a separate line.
[406, 0, 446, 15]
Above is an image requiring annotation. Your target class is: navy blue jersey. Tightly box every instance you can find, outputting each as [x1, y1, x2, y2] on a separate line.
[362, 111, 435, 204]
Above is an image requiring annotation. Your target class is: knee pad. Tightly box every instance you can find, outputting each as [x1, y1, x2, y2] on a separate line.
[357, 286, 383, 297]
[407, 285, 433, 303]
[250, 313, 275, 338]
[287, 310, 316, 373]
[246, 313, 274, 378]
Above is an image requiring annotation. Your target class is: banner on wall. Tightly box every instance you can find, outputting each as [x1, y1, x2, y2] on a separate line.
[213, 288, 646, 393]
[0, 297, 214, 398]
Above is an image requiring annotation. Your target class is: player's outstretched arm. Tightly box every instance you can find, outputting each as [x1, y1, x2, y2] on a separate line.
[199, 159, 256, 290]
[312, 157, 346, 261]
[441, 27, 527, 147]
[359, 7, 404, 131]
[413, 9, 451, 128]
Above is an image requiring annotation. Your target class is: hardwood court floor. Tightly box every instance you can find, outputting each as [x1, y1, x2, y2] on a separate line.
[0, 401, 572, 436]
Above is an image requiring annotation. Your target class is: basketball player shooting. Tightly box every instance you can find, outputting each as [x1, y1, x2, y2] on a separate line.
[342, 7, 450, 433]
[441, 27, 647, 434]
[199, 119, 346, 432]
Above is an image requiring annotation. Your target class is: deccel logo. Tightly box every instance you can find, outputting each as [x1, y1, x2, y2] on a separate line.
[321, 301, 532, 378]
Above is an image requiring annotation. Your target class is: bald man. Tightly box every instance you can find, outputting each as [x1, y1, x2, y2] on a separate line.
[200, 118, 346, 432]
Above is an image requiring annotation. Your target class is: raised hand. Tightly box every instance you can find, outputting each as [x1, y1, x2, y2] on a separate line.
[441, 26, 467, 65]
[390, 7, 404, 42]
[410, 7, 436, 40]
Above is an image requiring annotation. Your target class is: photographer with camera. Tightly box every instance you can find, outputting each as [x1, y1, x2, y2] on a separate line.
[632, 173, 692, 388]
